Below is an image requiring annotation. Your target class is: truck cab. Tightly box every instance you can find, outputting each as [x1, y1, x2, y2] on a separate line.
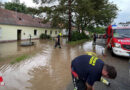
[106, 25, 130, 57]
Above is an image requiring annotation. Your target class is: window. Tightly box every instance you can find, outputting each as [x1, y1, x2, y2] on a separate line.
[18, 17, 22, 20]
[45, 30, 47, 35]
[34, 29, 37, 36]
[55, 31, 57, 34]
[114, 29, 130, 38]
[50, 30, 52, 35]
[0, 27, 2, 37]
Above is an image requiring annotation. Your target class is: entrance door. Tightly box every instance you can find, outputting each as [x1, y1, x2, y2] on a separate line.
[17, 30, 21, 40]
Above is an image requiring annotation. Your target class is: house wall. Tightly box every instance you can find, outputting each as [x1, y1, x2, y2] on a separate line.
[0, 24, 61, 42]
[62, 29, 68, 35]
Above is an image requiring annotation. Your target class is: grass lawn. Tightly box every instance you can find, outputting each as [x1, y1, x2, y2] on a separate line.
[68, 39, 90, 45]
[11, 54, 29, 64]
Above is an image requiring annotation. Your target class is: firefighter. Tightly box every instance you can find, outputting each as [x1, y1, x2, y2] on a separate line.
[93, 33, 97, 45]
[71, 52, 117, 90]
[55, 33, 62, 48]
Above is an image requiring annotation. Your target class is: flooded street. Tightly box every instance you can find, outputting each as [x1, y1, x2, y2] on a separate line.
[0, 38, 130, 90]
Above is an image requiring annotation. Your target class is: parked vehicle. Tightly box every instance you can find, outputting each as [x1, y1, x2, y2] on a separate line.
[98, 34, 105, 39]
[106, 25, 130, 57]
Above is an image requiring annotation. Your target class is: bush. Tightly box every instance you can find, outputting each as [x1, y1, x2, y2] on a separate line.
[71, 31, 89, 41]
[86, 26, 105, 34]
[40, 33, 51, 39]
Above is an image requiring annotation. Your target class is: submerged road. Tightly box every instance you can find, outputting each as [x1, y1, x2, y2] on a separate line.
[0, 38, 130, 90]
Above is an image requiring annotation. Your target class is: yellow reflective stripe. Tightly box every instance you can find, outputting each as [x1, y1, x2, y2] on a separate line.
[92, 57, 98, 66]
[89, 56, 94, 64]
[89, 56, 98, 66]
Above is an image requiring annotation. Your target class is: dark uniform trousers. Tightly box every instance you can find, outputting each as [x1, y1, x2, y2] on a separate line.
[55, 42, 61, 48]
[71, 68, 87, 90]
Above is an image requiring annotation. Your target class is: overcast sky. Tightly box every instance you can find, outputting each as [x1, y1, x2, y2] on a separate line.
[110, 0, 130, 24]
[1, 0, 130, 24]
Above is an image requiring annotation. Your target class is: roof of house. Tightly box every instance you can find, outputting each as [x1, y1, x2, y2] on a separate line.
[0, 8, 51, 28]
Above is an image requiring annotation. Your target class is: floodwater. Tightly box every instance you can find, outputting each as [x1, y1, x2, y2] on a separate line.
[0, 38, 130, 90]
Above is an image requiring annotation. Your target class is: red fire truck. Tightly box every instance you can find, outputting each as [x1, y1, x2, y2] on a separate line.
[106, 25, 130, 57]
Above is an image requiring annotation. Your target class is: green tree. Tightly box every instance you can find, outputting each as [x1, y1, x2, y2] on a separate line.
[4, 2, 40, 16]
[33, 0, 118, 41]
[26, 7, 40, 15]
[74, 0, 118, 31]
[12, 0, 20, 3]
[5, 2, 27, 13]
[33, 0, 73, 41]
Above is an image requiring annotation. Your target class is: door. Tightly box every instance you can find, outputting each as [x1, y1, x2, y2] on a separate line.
[17, 30, 21, 40]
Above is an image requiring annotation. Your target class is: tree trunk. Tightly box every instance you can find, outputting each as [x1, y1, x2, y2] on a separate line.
[68, 0, 72, 41]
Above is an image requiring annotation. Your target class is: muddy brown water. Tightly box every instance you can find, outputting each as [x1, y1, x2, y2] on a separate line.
[0, 38, 130, 90]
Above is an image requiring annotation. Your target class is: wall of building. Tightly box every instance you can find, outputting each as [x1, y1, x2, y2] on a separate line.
[62, 29, 68, 36]
[0, 24, 61, 42]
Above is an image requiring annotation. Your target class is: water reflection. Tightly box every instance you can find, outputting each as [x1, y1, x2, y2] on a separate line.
[0, 39, 85, 90]
[0, 39, 129, 90]
[92, 44, 96, 53]
[83, 41, 105, 56]
[0, 40, 54, 58]
[0, 41, 53, 90]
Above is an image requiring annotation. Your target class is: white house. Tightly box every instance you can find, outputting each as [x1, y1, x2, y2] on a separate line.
[0, 8, 61, 43]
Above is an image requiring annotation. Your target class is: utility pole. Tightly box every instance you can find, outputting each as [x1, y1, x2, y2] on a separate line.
[68, 0, 72, 41]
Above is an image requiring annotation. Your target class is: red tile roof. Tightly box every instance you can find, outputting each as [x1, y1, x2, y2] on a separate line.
[0, 8, 51, 28]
